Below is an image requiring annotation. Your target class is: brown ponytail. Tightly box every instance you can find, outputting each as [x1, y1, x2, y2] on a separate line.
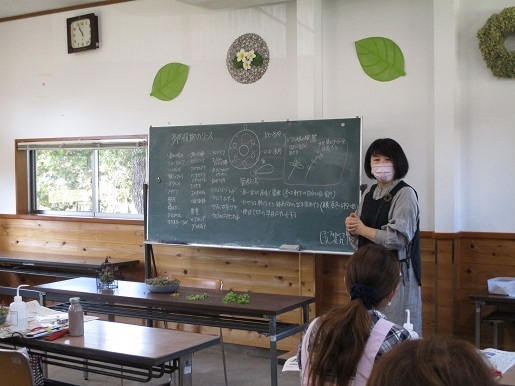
[306, 244, 400, 386]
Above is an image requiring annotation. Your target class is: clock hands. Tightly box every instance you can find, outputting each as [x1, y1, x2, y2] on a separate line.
[78, 25, 84, 36]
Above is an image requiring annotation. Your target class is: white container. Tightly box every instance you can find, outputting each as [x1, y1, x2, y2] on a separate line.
[487, 277, 515, 296]
[68, 297, 84, 337]
[9, 284, 29, 332]
[404, 309, 420, 339]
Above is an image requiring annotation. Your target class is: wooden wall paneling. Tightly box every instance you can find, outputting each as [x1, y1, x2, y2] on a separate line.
[314, 254, 325, 316]
[420, 236, 436, 336]
[317, 254, 350, 314]
[0, 217, 144, 261]
[300, 253, 315, 298]
[435, 238, 454, 337]
[152, 246, 302, 294]
[300, 252, 316, 333]
[456, 236, 515, 350]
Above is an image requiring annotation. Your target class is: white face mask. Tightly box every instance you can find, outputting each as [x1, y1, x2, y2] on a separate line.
[371, 163, 394, 183]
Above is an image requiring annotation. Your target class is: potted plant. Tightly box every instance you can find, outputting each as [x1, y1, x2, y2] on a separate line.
[99, 271, 115, 285]
[96, 257, 118, 289]
[0, 304, 8, 325]
[145, 276, 181, 293]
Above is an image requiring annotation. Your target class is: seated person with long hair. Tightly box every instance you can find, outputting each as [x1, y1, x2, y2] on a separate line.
[298, 244, 412, 386]
[366, 335, 498, 386]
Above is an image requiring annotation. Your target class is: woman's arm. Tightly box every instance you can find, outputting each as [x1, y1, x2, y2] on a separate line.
[374, 187, 419, 254]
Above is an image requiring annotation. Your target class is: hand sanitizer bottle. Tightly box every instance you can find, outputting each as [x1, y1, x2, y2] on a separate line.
[404, 309, 419, 339]
[9, 284, 29, 332]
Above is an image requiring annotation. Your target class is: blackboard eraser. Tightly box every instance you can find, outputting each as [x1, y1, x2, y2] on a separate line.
[279, 244, 300, 251]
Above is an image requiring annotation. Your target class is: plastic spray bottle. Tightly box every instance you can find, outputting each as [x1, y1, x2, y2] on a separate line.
[9, 284, 30, 332]
[404, 309, 419, 339]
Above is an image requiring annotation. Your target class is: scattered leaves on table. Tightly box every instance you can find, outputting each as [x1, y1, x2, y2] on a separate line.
[222, 291, 250, 304]
[186, 293, 209, 301]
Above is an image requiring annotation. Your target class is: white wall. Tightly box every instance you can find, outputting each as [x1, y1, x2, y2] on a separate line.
[0, 0, 514, 233]
[457, 1, 515, 232]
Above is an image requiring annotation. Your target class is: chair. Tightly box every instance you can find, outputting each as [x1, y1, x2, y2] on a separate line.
[0, 348, 35, 386]
[164, 275, 227, 386]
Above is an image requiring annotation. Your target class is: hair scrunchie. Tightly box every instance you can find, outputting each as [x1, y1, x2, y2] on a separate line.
[350, 284, 379, 310]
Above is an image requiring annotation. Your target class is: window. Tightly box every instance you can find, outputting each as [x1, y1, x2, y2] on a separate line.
[17, 137, 147, 219]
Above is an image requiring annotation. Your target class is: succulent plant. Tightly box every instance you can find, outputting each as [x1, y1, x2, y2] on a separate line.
[145, 277, 180, 286]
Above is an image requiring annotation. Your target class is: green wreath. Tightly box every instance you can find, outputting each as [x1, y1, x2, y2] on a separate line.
[477, 7, 515, 78]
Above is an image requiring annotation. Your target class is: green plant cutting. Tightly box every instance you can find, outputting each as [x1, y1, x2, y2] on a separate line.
[222, 292, 250, 304]
[186, 293, 209, 301]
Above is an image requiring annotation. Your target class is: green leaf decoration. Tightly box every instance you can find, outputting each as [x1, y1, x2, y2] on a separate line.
[355, 37, 406, 82]
[150, 63, 189, 101]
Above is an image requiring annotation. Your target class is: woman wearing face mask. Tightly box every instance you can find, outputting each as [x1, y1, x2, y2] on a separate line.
[345, 138, 421, 335]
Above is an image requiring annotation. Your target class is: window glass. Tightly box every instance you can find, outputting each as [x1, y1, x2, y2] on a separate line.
[33, 146, 146, 217]
[35, 149, 93, 212]
[98, 148, 146, 215]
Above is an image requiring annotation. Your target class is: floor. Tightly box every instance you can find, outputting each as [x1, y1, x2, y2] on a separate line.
[45, 344, 301, 386]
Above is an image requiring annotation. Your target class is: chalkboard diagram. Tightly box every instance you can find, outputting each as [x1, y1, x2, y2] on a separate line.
[229, 127, 260, 169]
[148, 118, 362, 253]
[248, 130, 348, 187]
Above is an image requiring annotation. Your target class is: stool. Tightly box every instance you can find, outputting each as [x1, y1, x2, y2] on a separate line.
[482, 311, 515, 348]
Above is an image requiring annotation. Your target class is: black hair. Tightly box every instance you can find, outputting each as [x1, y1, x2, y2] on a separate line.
[364, 138, 409, 180]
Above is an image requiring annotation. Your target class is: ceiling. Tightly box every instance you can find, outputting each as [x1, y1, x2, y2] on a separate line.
[0, 0, 289, 21]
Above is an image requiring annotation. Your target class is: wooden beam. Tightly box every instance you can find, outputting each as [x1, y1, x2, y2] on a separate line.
[0, 1, 135, 23]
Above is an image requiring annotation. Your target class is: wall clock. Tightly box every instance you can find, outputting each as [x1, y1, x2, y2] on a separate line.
[66, 13, 99, 54]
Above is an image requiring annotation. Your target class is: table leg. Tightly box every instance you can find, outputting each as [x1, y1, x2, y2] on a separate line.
[269, 316, 278, 386]
[475, 301, 481, 348]
[178, 353, 193, 386]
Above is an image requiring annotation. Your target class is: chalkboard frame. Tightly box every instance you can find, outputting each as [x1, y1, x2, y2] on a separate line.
[146, 118, 362, 254]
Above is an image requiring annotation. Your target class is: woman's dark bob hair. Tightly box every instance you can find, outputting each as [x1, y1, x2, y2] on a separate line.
[364, 138, 409, 180]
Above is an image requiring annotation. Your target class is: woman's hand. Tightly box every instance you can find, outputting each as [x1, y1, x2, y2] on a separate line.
[345, 213, 362, 235]
[346, 213, 377, 243]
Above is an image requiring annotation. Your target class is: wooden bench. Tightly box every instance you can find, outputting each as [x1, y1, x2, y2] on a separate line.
[0, 250, 139, 279]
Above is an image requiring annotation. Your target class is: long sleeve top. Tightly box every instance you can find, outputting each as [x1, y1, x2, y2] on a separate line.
[347, 180, 419, 261]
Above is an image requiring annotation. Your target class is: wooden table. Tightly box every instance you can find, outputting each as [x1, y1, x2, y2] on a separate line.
[2, 320, 219, 385]
[469, 290, 515, 348]
[35, 277, 315, 386]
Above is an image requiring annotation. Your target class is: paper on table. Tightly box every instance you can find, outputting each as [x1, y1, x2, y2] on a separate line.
[0, 300, 97, 339]
[482, 348, 515, 374]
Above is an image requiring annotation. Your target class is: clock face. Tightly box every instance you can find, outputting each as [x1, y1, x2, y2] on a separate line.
[71, 19, 92, 48]
[66, 13, 98, 54]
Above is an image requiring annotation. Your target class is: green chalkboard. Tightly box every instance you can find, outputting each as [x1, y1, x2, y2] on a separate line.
[147, 118, 361, 253]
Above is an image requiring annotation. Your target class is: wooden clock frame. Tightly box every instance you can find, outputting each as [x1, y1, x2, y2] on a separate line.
[66, 13, 99, 54]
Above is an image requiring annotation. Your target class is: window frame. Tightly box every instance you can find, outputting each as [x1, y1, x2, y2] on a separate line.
[16, 135, 147, 220]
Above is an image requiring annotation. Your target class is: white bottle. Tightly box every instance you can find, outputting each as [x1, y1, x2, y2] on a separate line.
[68, 297, 84, 337]
[404, 309, 420, 339]
[9, 284, 29, 332]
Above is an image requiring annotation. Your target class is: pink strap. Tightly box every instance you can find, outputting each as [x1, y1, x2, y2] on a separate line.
[301, 317, 394, 386]
[353, 318, 394, 386]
